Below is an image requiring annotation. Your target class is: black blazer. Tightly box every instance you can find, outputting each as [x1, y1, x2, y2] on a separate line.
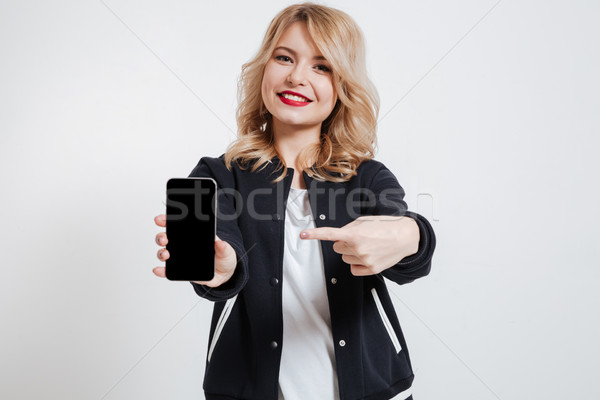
[188, 154, 436, 400]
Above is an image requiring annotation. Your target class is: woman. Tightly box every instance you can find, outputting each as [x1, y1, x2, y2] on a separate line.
[154, 3, 435, 399]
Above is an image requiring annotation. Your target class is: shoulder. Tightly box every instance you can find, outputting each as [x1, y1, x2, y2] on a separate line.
[355, 158, 398, 187]
[190, 153, 245, 171]
[188, 153, 241, 184]
[356, 158, 389, 174]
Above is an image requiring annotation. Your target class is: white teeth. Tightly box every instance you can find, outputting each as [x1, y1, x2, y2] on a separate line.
[280, 93, 310, 102]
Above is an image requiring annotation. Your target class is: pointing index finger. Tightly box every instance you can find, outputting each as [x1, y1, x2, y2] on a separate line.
[300, 227, 350, 242]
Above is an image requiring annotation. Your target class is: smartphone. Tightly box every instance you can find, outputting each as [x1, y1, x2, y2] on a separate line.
[165, 177, 217, 281]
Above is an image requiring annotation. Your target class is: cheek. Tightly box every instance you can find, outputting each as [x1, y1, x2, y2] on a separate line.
[319, 79, 335, 99]
[261, 74, 272, 106]
[317, 81, 337, 109]
[330, 87, 338, 107]
[260, 80, 268, 103]
[261, 64, 280, 101]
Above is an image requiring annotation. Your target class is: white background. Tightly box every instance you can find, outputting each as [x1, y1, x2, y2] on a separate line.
[1, 0, 598, 399]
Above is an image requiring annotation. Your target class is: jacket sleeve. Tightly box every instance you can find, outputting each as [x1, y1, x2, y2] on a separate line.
[365, 163, 436, 285]
[186, 155, 249, 301]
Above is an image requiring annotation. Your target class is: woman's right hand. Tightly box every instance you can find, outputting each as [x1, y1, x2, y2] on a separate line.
[153, 214, 238, 287]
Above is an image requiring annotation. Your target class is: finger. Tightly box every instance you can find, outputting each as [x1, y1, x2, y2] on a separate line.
[350, 264, 372, 276]
[342, 254, 362, 265]
[155, 214, 166, 227]
[157, 248, 169, 261]
[300, 227, 350, 242]
[215, 240, 226, 256]
[155, 232, 168, 246]
[332, 240, 353, 255]
[215, 240, 235, 260]
[153, 266, 166, 278]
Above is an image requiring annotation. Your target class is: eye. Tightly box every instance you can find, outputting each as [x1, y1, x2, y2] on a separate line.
[316, 64, 331, 73]
[275, 55, 292, 63]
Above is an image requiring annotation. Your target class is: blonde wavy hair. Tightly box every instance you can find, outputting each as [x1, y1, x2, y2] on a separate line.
[224, 2, 380, 183]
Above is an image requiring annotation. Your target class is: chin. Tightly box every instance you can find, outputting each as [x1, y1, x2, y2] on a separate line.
[273, 116, 318, 128]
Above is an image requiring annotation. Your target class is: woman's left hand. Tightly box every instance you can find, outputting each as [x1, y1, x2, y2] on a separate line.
[300, 215, 420, 276]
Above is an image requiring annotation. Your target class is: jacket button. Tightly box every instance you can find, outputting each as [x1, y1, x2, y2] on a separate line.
[331, 277, 337, 284]
[270, 341, 278, 349]
[319, 214, 326, 220]
[270, 277, 279, 286]
[339, 340, 346, 347]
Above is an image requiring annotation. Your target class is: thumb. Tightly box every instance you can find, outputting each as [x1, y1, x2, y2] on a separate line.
[215, 239, 233, 257]
[215, 239, 226, 255]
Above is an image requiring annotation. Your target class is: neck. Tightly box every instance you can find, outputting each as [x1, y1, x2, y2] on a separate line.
[272, 120, 321, 170]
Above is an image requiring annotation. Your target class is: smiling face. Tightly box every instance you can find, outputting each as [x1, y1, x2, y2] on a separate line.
[261, 22, 337, 134]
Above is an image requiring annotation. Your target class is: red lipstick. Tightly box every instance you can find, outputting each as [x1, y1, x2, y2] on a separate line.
[277, 91, 312, 107]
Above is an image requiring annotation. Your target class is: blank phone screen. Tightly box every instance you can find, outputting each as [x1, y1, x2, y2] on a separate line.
[165, 178, 216, 281]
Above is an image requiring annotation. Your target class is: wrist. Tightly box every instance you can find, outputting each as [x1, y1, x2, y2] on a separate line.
[396, 217, 419, 259]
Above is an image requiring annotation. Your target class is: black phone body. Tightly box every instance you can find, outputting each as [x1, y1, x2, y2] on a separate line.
[165, 177, 217, 281]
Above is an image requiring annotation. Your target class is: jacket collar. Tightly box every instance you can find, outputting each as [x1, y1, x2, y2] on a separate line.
[265, 154, 318, 186]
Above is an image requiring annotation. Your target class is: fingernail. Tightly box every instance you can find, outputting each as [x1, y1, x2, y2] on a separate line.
[300, 232, 308, 239]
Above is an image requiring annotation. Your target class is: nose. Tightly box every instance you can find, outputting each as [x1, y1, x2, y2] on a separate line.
[287, 65, 307, 86]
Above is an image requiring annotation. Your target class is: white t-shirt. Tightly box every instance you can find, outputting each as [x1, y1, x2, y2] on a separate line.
[278, 187, 340, 400]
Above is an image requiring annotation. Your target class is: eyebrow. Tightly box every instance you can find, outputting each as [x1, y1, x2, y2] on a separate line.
[273, 46, 327, 61]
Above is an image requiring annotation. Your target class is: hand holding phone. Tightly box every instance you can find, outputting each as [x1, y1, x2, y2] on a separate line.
[152, 177, 238, 286]
[153, 215, 238, 287]
[164, 178, 217, 281]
